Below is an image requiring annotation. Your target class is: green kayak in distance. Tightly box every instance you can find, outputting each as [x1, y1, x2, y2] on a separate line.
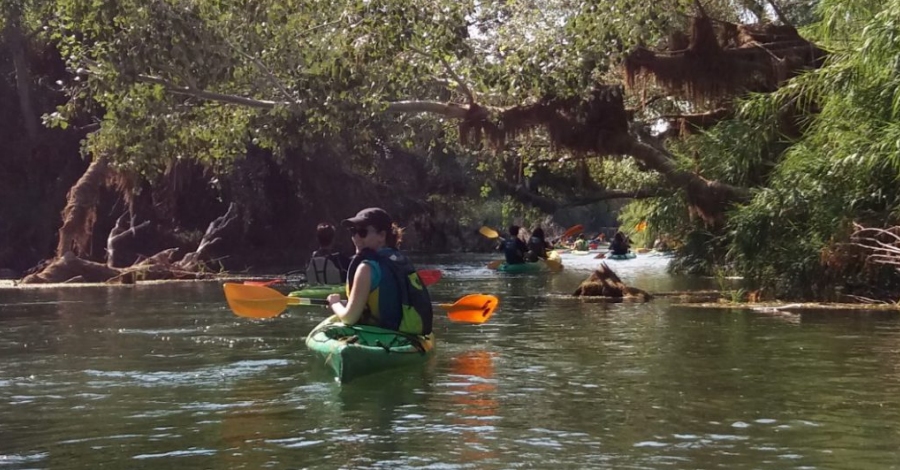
[495, 250, 563, 273]
[305, 315, 434, 383]
[606, 251, 637, 260]
[288, 284, 345, 299]
[496, 261, 550, 273]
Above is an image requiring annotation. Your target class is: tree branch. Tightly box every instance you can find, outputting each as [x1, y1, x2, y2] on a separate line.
[409, 46, 475, 104]
[384, 100, 471, 119]
[766, 0, 791, 26]
[227, 41, 296, 102]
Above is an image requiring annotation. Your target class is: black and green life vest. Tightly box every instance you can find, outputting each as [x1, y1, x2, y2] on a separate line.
[347, 248, 433, 335]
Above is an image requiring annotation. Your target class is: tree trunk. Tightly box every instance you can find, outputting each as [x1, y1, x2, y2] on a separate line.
[56, 155, 109, 258]
[3, 6, 39, 142]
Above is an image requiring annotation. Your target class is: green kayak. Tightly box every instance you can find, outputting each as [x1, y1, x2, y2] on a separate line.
[288, 284, 344, 299]
[496, 261, 548, 273]
[494, 251, 563, 273]
[606, 251, 637, 260]
[305, 315, 435, 383]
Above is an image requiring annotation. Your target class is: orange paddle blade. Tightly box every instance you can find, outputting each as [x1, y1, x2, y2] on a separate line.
[223, 283, 302, 319]
[486, 259, 503, 270]
[438, 294, 499, 324]
[561, 224, 584, 239]
[244, 279, 284, 287]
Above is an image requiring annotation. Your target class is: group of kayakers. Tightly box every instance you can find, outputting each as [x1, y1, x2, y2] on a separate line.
[304, 208, 434, 337]
[303, 208, 649, 338]
[497, 225, 553, 265]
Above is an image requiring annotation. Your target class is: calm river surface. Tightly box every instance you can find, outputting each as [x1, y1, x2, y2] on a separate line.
[2, 253, 900, 469]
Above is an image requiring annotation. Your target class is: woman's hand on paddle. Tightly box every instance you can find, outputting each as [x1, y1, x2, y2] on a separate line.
[326, 293, 342, 307]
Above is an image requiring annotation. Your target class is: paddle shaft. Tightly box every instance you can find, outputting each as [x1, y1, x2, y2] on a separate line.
[224, 283, 497, 323]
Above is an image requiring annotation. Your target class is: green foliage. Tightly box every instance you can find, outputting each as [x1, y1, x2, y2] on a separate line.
[660, 0, 900, 298]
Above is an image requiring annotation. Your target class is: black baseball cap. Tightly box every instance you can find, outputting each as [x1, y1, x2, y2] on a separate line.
[341, 207, 393, 232]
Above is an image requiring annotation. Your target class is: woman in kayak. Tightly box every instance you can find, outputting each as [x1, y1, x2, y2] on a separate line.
[525, 227, 552, 262]
[326, 208, 433, 335]
[609, 231, 631, 255]
[305, 223, 351, 285]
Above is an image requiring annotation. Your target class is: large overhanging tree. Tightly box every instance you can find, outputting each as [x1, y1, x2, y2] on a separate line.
[26, 0, 830, 280]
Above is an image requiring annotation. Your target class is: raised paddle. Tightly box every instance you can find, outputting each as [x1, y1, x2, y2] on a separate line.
[222, 283, 498, 324]
[245, 269, 443, 288]
[560, 224, 584, 240]
[479, 226, 500, 239]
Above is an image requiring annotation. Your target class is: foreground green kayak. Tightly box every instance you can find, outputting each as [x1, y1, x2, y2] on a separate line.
[305, 315, 435, 383]
[288, 284, 344, 299]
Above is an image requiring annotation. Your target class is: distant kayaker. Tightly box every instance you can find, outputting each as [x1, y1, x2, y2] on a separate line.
[609, 231, 630, 256]
[525, 227, 552, 262]
[326, 208, 433, 335]
[573, 234, 589, 251]
[498, 225, 528, 265]
[305, 223, 351, 285]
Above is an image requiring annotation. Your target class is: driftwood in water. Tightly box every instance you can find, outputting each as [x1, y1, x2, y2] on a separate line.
[107, 212, 150, 268]
[21, 203, 239, 284]
[572, 262, 652, 301]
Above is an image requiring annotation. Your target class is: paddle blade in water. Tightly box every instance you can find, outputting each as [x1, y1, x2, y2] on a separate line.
[223, 283, 291, 319]
[479, 226, 500, 239]
[486, 260, 503, 270]
[543, 258, 564, 272]
[439, 294, 499, 324]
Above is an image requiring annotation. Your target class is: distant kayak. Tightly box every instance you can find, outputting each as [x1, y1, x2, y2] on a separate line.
[289, 284, 344, 299]
[605, 252, 637, 260]
[305, 315, 434, 383]
[494, 251, 563, 273]
[497, 260, 550, 273]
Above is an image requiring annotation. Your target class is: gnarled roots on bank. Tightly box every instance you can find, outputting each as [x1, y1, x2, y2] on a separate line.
[573, 262, 652, 301]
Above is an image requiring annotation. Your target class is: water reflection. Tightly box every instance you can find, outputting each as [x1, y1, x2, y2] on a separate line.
[446, 350, 500, 463]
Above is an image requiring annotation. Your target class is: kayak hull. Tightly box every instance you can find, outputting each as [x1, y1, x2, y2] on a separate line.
[496, 261, 548, 273]
[495, 251, 563, 273]
[289, 284, 344, 299]
[607, 252, 637, 260]
[305, 315, 434, 383]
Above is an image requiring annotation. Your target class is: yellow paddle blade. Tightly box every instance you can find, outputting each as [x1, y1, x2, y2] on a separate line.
[223, 283, 304, 319]
[542, 251, 564, 272]
[438, 294, 499, 324]
[486, 259, 503, 270]
[479, 226, 500, 239]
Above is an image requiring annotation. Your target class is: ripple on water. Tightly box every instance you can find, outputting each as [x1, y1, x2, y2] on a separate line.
[81, 358, 290, 387]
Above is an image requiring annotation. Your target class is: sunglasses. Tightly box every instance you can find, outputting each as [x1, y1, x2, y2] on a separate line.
[348, 226, 370, 238]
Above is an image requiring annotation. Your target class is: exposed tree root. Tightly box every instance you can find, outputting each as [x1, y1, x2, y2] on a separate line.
[572, 262, 653, 301]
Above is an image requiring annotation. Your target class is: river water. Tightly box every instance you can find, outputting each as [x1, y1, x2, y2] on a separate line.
[1, 253, 899, 469]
